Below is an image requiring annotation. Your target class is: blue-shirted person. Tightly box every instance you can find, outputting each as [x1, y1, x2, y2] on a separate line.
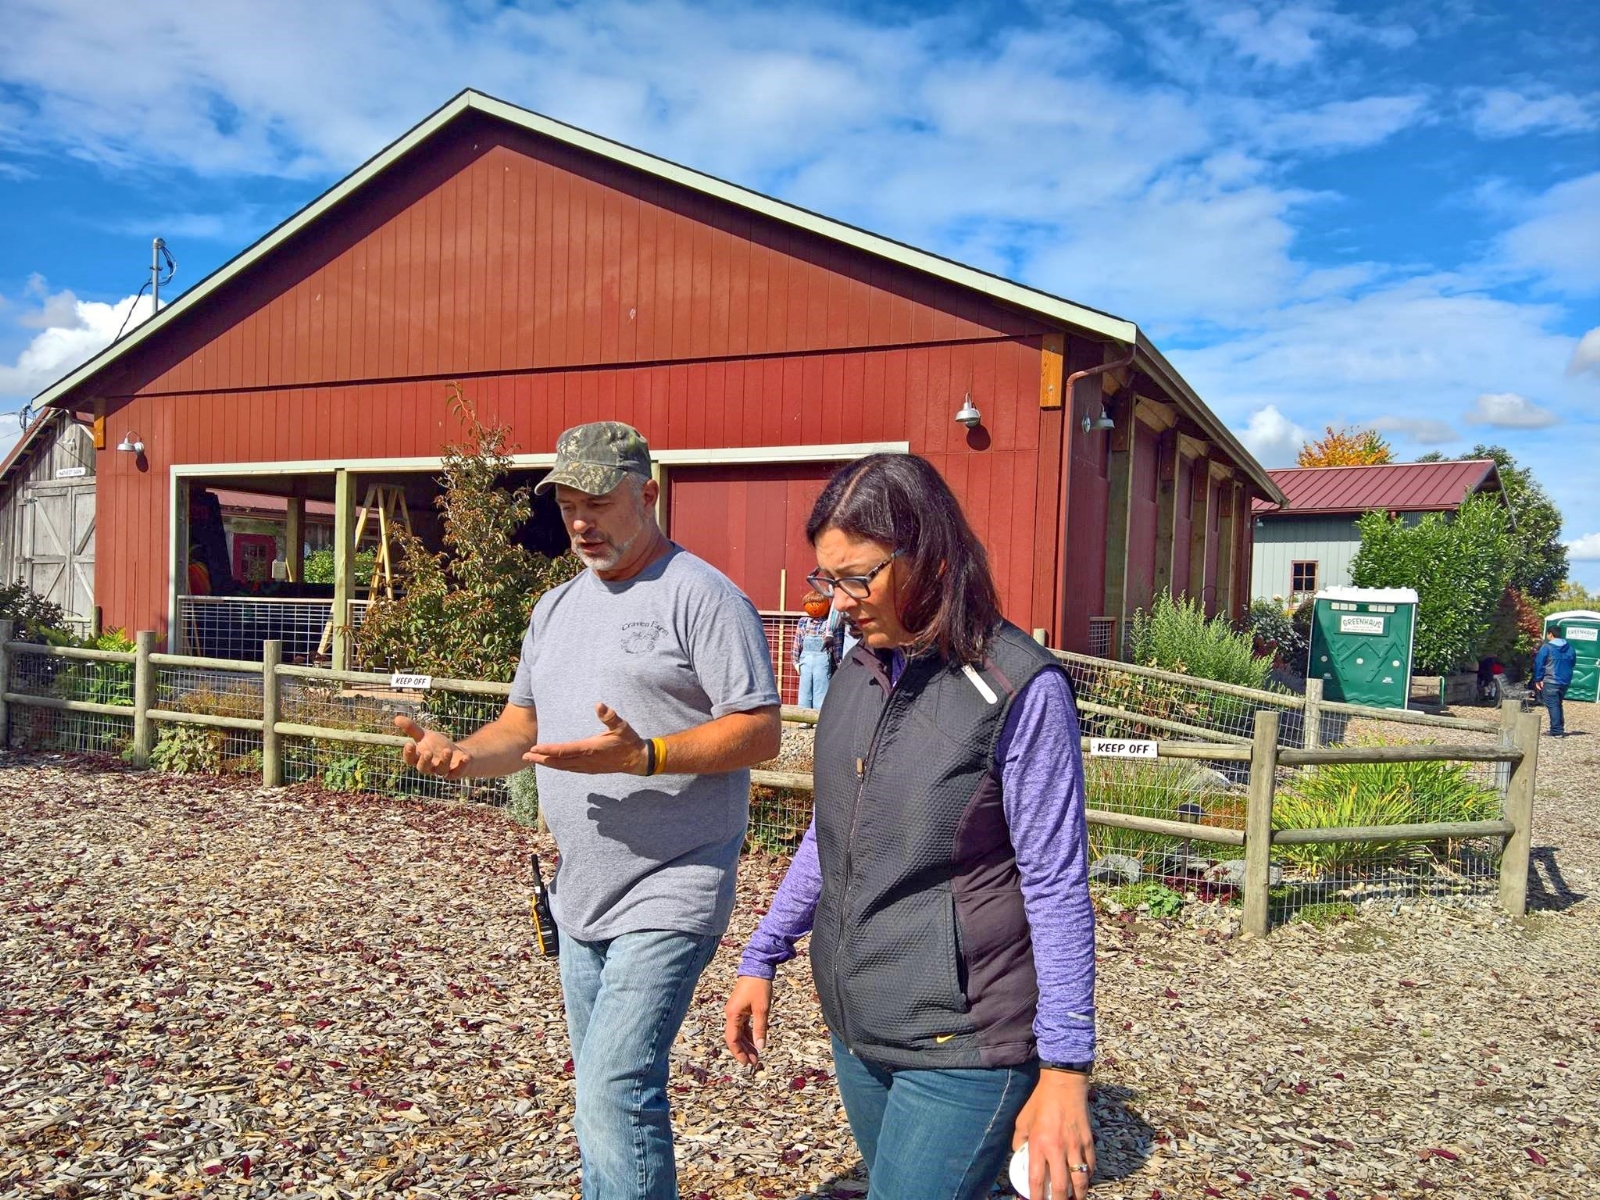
[395, 422, 781, 1199]
[1532, 625, 1577, 738]
[793, 589, 838, 709]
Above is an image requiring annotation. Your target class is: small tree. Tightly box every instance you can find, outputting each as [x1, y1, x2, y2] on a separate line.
[1297, 426, 1393, 467]
[1349, 493, 1513, 673]
[355, 386, 581, 685]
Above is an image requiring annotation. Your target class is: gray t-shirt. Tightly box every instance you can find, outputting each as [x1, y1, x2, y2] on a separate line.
[509, 546, 779, 941]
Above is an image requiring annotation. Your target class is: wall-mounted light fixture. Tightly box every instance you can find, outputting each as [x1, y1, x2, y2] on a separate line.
[955, 393, 982, 430]
[116, 431, 145, 454]
[1080, 406, 1115, 434]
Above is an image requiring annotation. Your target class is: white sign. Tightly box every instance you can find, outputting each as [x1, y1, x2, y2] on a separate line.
[1090, 738, 1158, 760]
[1339, 614, 1386, 636]
[56, 466, 88, 479]
[390, 673, 433, 690]
[1567, 627, 1599, 643]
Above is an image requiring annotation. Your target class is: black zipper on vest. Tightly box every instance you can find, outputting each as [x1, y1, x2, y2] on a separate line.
[835, 666, 899, 1051]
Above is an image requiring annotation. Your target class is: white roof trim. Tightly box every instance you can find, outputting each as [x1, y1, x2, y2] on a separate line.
[1545, 610, 1600, 623]
[33, 89, 1278, 499]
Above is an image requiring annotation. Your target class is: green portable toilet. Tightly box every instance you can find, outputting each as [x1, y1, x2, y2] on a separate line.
[1543, 610, 1600, 702]
[1308, 586, 1419, 709]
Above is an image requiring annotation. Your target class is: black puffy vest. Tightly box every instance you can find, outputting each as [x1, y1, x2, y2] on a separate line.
[808, 621, 1062, 1069]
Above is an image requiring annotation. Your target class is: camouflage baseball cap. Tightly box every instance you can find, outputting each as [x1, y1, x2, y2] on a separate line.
[534, 422, 653, 496]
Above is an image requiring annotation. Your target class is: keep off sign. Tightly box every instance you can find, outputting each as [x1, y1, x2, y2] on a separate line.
[1089, 738, 1158, 759]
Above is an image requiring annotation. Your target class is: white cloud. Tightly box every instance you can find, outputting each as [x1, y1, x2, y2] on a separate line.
[0, 284, 157, 406]
[1261, 93, 1431, 151]
[1497, 171, 1600, 295]
[1567, 533, 1600, 562]
[1369, 415, 1459, 445]
[1240, 404, 1310, 466]
[1567, 327, 1600, 377]
[1468, 87, 1599, 138]
[1464, 391, 1560, 429]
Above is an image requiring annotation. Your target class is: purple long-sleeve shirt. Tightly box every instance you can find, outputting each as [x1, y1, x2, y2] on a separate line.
[738, 657, 1096, 1061]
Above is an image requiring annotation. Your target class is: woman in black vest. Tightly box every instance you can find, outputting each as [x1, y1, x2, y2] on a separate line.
[725, 454, 1097, 1200]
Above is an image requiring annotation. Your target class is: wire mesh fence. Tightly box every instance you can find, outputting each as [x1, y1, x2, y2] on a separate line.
[759, 611, 806, 707]
[277, 673, 512, 806]
[179, 596, 335, 662]
[1, 631, 1531, 931]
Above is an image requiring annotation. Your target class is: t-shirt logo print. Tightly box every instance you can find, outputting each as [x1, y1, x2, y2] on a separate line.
[621, 621, 669, 654]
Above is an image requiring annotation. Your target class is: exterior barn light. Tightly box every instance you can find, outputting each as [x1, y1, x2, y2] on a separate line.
[1081, 406, 1115, 434]
[955, 393, 982, 429]
[116, 432, 145, 454]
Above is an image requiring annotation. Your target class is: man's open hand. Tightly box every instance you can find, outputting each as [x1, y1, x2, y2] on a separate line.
[393, 715, 472, 779]
[523, 703, 648, 775]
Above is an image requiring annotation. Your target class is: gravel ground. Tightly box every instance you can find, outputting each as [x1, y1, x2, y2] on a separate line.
[1, 702, 1596, 1199]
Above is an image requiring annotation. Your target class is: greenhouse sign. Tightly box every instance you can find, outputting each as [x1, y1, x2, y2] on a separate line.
[1338, 614, 1387, 636]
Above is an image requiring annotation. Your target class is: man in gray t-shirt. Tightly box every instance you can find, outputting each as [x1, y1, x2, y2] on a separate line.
[396, 422, 780, 1199]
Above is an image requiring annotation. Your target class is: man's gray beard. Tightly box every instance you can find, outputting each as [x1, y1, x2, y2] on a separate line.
[574, 527, 639, 571]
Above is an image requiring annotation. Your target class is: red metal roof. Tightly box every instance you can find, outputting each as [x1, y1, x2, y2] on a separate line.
[1251, 459, 1500, 516]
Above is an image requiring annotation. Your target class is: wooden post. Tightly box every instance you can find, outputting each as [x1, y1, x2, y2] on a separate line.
[262, 639, 284, 788]
[1498, 711, 1541, 917]
[332, 469, 356, 671]
[1101, 393, 1135, 644]
[1186, 461, 1213, 604]
[1495, 697, 1519, 794]
[1152, 430, 1178, 597]
[0, 619, 12, 751]
[1242, 708, 1281, 937]
[132, 631, 156, 768]
[1302, 676, 1324, 751]
[285, 493, 305, 583]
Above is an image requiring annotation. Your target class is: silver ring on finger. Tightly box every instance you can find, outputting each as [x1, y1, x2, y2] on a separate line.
[1071, 1164, 1091, 1173]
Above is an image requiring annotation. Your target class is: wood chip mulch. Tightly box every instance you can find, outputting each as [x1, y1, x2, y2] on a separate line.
[2, 700, 1597, 1199]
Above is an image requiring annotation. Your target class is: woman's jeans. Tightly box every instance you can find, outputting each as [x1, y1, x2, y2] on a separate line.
[830, 1034, 1038, 1200]
[797, 634, 833, 708]
[559, 928, 721, 1199]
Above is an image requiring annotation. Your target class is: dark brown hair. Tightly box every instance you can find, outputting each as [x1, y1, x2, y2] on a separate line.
[806, 453, 1001, 664]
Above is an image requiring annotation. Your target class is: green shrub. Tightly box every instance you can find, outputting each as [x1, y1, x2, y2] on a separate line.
[1085, 757, 1241, 864]
[355, 385, 582, 684]
[507, 769, 540, 827]
[59, 628, 136, 710]
[1247, 600, 1306, 669]
[304, 548, 376, 586]
[1271, 751, 1501, 877]
[1109, 880, 1185, 917]
[0, 579, 67, 638]
[1128, 591, 1275, 690]
[150, 724, 225, 774]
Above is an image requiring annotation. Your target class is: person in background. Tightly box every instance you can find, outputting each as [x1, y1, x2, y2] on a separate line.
[724, 453, 1097, 1200]
[1532, 625, 1577, 738]
[793, 589, 838, 709]
[395, 422, 781, 1199]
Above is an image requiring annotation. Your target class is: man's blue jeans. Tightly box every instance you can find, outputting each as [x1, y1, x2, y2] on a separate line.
[1542, 682, 1568, 736]
[830, 1034, 1039, 1200]
[559, 928, 720, 1199]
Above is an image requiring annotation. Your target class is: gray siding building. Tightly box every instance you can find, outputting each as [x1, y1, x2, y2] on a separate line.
[1250, 459, 1502, 604]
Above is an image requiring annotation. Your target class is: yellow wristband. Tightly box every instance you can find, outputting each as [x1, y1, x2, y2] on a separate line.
[651, 737, 669, 776]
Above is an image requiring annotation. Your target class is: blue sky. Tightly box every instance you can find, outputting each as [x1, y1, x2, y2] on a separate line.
[2, 0, 1597, 584]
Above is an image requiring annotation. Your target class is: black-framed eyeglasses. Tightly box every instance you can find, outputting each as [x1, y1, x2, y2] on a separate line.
[806, 551, 898, 601]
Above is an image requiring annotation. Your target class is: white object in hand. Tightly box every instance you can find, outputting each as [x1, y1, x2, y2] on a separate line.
[1010, 1142, 1050, 1199]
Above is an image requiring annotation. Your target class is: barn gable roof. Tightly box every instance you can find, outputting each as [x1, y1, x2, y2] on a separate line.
[1251, 459, 1502, 517]
[33, 89, 1281, 502]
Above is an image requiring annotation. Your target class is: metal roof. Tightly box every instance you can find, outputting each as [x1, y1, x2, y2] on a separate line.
[32, 89, 1282, 503]
[1252, 459, 1501, 516]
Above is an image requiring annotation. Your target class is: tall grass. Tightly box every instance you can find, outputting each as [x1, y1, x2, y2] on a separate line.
[1085, 758, 1243, 864]
[1271, 753, 1501, 877]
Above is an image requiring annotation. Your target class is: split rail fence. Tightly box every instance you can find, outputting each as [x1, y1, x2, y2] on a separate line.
[0, 622, 1539, 935]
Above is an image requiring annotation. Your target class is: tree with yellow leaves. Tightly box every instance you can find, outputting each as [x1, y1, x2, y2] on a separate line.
[1297, 425, 1393, 467]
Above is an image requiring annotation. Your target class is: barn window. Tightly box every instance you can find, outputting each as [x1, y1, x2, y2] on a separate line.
[1291, 561, 1318, 596]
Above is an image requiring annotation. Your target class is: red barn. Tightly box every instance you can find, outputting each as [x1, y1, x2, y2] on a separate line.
[32, 90, 1280, 673]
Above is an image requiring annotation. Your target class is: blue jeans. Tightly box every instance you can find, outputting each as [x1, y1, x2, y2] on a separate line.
[830, 1034, 1038, 1200]
[1542, 682, 1568, 735]
[798, 652, 833, 708]
[559, 928, 721, 1199]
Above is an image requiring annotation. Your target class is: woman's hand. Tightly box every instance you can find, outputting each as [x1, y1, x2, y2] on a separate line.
[723, 975, 774, 1066]
[1013, 1070, 1095, 1199]
[522, 703, 647, 775]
